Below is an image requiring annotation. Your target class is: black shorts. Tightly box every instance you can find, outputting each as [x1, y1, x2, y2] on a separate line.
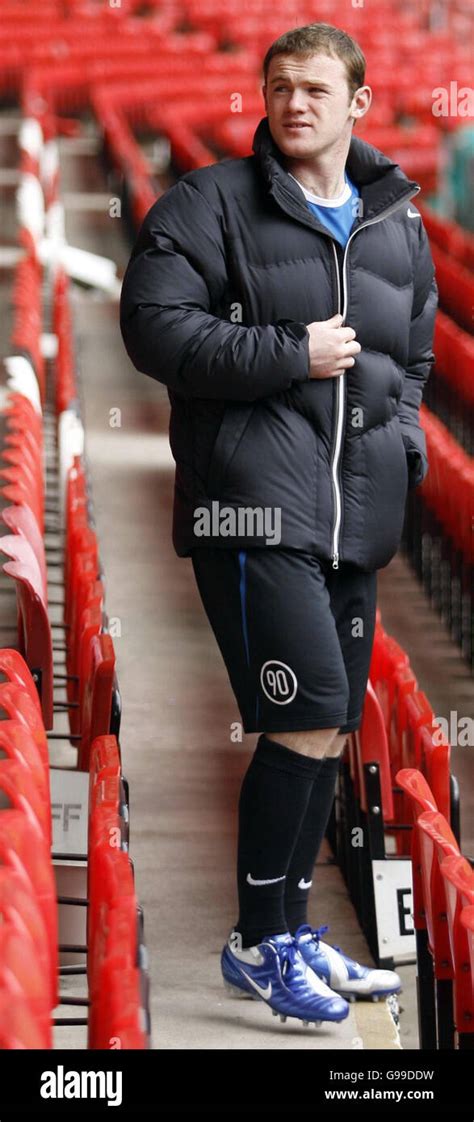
[191, 547, 377, 735]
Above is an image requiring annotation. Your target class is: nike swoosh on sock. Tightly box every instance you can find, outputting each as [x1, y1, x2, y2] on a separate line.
[246, 873, 287, 886]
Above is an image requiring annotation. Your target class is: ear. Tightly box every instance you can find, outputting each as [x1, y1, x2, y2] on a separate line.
[350, 84, 372, 123]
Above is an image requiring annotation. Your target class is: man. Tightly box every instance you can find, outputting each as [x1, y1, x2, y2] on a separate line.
[120, 23, 438, 1028]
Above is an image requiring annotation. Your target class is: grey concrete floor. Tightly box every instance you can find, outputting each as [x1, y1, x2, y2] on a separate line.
[1, 111, 472, 1052]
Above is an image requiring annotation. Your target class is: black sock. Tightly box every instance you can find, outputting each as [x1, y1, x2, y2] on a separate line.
[234, 734, 322, 949]
[284, 755, 341, 935]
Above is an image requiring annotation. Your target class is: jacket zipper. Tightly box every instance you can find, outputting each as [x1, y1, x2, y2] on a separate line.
[328, 187, 421, 569]
[330, 240, 344, 569]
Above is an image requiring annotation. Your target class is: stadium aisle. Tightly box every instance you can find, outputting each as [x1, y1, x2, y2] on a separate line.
[59, 122, 404, 1050]
[2, 110, 471, 1053]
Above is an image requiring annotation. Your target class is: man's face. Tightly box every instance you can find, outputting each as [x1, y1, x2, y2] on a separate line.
[263, 52, 360, 159]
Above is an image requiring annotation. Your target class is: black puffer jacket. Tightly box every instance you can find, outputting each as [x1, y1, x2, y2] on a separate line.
[120, 115, 438, 571]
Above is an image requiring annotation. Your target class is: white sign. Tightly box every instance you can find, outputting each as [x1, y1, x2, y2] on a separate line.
[372, 859, 416, 963]
[50, 769, 89, 967]
[50, 768, 89, 856]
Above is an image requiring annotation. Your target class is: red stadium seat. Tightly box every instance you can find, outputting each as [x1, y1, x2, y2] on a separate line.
[434, 311, 474, 407]
[0, 682, 49, 773]
[65, 526, 99, 616]
[418, 727, 450, 822]
[417, 810, 460, 1048]
[417, 811, 460, 962]
[77, 633, 115, 771]
[420, 205, 474, 271]
[431, 245, 474, 334]
[420, 407, 474, 566]
[0, 535, 53, 728]
[87, 824, 147, 1048]
[352, 680, 394, 821]
[370, 625, 411, 719]
[0, 720, 50, 822]
[88, 733, 127, 851]
[460, 907, 474, 1013]
[68, 588, 104, 735]
[440, 856, 474, 1042]
[89, 964, 147, 1049]
[396, 768, 437, 925]
[0, 480, 42, 533]
[0, 868, 55, 1009]
[10, 251, 45, 402]
[54, 269, 79, 412]
[89, 733, 121, 781]
[0, 925, 51, 1045]
[1, 503, 48, 595]
[389, 666, 418, 780]
[0, 757, 51, 846]
[72, 582, 104, 675]
[0, 990, 51, 1049]
[87, 839, 136, 989]
[0, 648, 43, 716]
[0, 809, 58, 998]
[402, 691, 435, 771]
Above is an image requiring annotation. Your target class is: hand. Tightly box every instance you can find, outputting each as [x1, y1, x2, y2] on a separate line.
[305, 313, 361, 379]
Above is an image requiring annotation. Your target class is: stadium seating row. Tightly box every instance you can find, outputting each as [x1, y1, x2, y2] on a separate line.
[333, 620, 472, 1049]
[0, 95, 150, 1049]
[398, 770, 474, 1049]
[424, 310, 474, 458]
[403, 407, 473, 669]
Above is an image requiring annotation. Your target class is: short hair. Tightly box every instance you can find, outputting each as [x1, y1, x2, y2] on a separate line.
[262, 22, 366, 101]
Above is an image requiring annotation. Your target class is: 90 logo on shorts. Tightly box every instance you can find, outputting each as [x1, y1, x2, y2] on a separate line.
[260, 660, 298, 705]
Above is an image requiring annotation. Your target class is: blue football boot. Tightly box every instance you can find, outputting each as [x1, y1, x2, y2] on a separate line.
[294, 924, 402, 1002]
[221, 930, 350, 1025]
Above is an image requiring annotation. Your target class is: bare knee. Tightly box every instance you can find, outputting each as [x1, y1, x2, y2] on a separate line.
[265, 727, 343, 758]
[324, 731, 349, 758]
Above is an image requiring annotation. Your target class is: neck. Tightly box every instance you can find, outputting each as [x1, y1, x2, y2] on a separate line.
[282, 130, 352, 199]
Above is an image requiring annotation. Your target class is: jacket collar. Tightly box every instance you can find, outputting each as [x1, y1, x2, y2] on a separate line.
[252, 116, 420, 231]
